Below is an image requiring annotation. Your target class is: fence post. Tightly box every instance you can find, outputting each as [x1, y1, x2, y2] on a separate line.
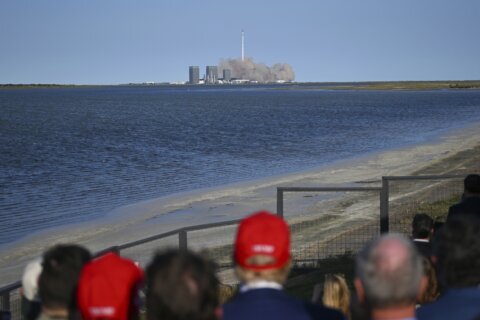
[380, 177, 389, 234]
[179, 230, 188, 250]
[276, 188, 284, 218]
[0, 292, 10, 312]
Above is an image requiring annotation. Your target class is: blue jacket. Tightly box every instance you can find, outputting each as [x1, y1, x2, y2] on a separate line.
[223, 288, 345, 320]
[417, 287, 480, 320]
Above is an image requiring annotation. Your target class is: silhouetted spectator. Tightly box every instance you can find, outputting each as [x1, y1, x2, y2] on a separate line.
[146, 249, 220, 320]
[432, 219, 445, 236]
[447, 174, 480, 221]
[77, 252, 143, 320]
[349, 295, 371, 320]
[223, 210, 345, 320]
[37, 244, 91, 320]
[0, 311, 11, 320]
[411, 213, 434, 259]
[417, 215, 480, 320]
[354, 234, 426, 320]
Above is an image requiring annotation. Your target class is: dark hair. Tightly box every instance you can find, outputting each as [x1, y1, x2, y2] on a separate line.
[464, 174, 480, 194]
[38, 244, 91, 310]
[412, 213, 434, 239]
[433, 220, 445, 235]
[146, 249, 219, 320]
[433, 215, 480, 288]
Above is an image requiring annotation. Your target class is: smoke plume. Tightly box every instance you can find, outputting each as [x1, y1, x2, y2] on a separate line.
[219, 58, 295, 82]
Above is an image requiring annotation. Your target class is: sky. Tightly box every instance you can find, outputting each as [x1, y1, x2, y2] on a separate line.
[1, 0, 479, 84]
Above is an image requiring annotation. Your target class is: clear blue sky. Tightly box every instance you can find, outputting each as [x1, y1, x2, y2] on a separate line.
[1, 0, 479, 84]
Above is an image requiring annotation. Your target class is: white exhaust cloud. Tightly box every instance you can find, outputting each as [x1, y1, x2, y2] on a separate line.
[219, 58, 295, 83]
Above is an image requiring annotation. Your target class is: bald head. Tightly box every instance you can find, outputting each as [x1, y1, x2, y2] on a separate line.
[375, 236, 410, 272]
[355, 234, 424, 308]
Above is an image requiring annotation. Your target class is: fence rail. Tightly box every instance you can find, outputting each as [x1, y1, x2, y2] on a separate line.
[0, 174, 466, 319]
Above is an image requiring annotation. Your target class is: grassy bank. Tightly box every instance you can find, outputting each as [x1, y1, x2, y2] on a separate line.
[325, 81, 480, 90]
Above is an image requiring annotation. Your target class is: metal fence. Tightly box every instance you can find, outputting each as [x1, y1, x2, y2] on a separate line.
[0, 174, 465, 319]
[383, 175, 464, 234]
[277, 186, 384, 263]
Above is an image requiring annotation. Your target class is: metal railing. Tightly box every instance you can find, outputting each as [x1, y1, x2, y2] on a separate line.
[0, 174, 465, 319]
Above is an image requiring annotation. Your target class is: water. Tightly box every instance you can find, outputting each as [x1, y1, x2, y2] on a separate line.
[1, 85, 480, 245]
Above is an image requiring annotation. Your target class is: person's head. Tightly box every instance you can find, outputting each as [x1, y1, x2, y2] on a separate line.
[417, 257, 439, 305]
[322, 274, 351, 319]
[354, 234, 425, 310]
[38, 244, 91, 314]
[433, 215, 480, 288]
[77, 252, 144, 320]
[233, 211, 291, 284]
[464, 174, 480, 196]
[412, 213, 434, 240]
[21, 259, 43, 320]
[146, 249, 219, 320]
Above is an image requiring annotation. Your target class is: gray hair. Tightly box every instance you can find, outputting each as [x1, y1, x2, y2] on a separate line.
[355, 233, 423, 308]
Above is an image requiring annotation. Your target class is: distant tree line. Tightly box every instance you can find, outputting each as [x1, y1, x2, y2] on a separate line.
[0, 84, 75, 88]
[449, 82, 480, 89]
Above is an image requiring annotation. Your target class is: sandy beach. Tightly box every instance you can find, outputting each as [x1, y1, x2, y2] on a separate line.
[1, 122, 480, 287]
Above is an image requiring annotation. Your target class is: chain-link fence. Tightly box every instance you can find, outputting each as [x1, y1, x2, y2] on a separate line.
[383, 175, 463, 234]
[277, 187, 383, 264]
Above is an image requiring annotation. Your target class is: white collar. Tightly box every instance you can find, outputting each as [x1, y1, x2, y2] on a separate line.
[240, 281, 283, 293]
[413, 238, 429, 243]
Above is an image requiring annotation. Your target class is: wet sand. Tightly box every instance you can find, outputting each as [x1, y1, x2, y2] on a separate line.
[1, 122, 479, 286]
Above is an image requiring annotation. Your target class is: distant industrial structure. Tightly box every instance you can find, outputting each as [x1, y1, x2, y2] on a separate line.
[188, 65, 248, 85]
[223, 69, 231, 82]
[206, 66, 218, 84]
[187, 30, 294, 85]
[189, 66, 199, 84]
[188, 65, 234, 85]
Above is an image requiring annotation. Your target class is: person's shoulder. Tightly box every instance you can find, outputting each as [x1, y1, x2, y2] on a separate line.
[448, 198, 480, 221]
[417, 299, 443, 318]
[413, 240, 432, 256]
[417, 289, 480, 320]
[303, 301, 346, 320]
[416, 298, 460, 320]
[447, 200, 467, 220]
[223, 290, 345, 320]
[36, 313, 68, 320]
[448, 201, 461, 214]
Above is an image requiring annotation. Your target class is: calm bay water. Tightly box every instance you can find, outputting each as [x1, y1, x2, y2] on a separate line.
[1, 85, 480, 245]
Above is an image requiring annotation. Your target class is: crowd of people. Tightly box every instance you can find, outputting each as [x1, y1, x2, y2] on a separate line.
[10, 174, 480, 320]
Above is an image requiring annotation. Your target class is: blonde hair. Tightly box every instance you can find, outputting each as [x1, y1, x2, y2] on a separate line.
[235, 256, 291, 284]
[218, 284, 236, 304]
[417, 257, 439, 305]
[322, 274, 350, 319]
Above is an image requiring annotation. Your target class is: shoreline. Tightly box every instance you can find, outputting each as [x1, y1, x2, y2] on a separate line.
[2, 81, 480, 91]
[1, 122, 480, 286]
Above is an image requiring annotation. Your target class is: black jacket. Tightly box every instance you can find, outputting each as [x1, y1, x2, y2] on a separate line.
[447, 196, 480, 222]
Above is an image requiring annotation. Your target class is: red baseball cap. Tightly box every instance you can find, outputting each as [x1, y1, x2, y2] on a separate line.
[234, 211, 291, 270]
[77, 253, 144, 320]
